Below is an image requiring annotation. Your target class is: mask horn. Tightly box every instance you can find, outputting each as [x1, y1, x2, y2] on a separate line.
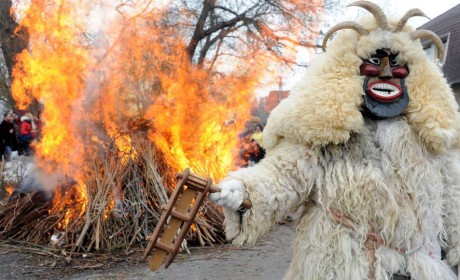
[322, 21, 368, 52]
[411, 30, 445, 62]
[394, 9, 429, 32]
[347, 1, 389, 30]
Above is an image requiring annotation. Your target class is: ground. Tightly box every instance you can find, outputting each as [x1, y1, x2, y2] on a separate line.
[0, 222, 295, 280]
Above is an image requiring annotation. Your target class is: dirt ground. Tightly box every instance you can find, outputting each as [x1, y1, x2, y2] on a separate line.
[0, 222, 295, 280]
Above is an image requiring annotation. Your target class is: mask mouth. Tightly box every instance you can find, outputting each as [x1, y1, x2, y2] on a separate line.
[362, 77, 409, 119]
[367, 80, 402, 102]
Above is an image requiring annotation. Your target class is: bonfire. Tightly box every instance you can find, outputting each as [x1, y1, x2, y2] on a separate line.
[0, 0, 322, 266]
[0, 135, 225, 253]
[0, 0, 258, 257]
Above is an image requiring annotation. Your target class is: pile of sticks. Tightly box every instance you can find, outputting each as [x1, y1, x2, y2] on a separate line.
[0, 192, 55, 243]
[0, 135, 225, 255]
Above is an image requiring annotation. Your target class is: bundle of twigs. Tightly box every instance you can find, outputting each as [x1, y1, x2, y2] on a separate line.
[0, 192, 54, 242]
[0, 134, 225, 255]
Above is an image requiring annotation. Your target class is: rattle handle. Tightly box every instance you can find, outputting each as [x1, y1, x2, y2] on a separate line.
[209, 186, 252, 210]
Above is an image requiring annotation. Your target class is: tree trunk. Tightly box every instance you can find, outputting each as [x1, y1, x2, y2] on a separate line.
[186, 0, 215, 62]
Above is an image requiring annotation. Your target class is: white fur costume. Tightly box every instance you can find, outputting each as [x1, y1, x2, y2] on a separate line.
[218, 4, 460, 280]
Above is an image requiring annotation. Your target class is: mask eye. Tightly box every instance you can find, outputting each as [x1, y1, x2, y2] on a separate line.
[389, 59, 399, 67]
[367, 57, 380, 65]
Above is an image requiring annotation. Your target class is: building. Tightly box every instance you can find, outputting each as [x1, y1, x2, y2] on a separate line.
[418, 4, 460, 100]
[265, 90, 290, 113]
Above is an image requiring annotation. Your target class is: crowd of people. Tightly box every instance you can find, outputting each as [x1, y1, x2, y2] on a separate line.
[0, 111, 40, 162]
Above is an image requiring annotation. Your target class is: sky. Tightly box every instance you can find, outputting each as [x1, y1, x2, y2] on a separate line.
[385, 0, 459, 22]
[332, 0, 460, 28]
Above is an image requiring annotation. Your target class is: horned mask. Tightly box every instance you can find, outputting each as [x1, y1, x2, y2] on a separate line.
[323, 1, 445, 118]
[262, 0, 459, 154]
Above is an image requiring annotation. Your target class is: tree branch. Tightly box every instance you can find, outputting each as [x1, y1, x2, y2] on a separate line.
[185, 0, 216, 61]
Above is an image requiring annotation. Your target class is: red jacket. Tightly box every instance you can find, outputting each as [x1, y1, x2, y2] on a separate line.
[20, 120, 35, 138]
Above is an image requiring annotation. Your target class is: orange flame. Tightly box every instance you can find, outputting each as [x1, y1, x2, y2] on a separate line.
[12, 0, 89, 176]
[146, 63, 259, 179]
[12, 0, 94, 227]
[4, 185, 14, 195]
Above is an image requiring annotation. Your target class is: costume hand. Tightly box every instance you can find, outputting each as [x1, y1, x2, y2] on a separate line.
[208, 179, 245, 211]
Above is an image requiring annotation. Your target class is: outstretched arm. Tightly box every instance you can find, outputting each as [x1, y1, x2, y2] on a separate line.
[213, 140, 317, 246]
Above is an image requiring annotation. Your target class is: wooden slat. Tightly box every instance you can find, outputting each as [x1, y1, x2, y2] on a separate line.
[169, 209, 192, 222]
[187, 173, 209, 185]
[161, 205, 193, 222]
[154, 239, 176, 253]
[183, 180, 207, 192]
[160, 204, 192, 221]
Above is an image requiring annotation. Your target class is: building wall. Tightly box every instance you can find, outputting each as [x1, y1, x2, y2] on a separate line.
[452, 84, 460, 108]
[266, 90, 290, 113]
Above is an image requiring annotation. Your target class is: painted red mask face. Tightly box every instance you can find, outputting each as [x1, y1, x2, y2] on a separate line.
[360, 49, 409, 103]
[360, 49, 410, 118]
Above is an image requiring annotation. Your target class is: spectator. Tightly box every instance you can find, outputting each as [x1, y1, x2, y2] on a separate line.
[0, 113, 18, 161]
[237, 136, 252, 167]
[12, 112, 23, 155]
[0, 114, 6, 161]
[248, 124, 265, 166]
[19, 113, 36, 156]
[250, 124, 264, 147]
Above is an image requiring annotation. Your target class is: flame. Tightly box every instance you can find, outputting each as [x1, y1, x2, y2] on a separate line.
[50, 180, 87, 229]
[10, 0, 323, 233]
[190, 223, 197, 232]
[4, 185, 14, 196]
[146, 65, 259, 179]
[12, 0, 94, 228]
[12, 0, 90, 176]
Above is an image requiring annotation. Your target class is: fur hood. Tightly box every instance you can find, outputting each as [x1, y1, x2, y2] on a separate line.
[263, 15, 460, 155]
[20, 115, 30, 122]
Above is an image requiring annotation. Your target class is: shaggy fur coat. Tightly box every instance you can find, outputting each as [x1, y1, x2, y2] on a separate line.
[220, 16, 460, 280]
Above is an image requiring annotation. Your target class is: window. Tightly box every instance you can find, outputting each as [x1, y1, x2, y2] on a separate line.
[423, 33, 449, 62]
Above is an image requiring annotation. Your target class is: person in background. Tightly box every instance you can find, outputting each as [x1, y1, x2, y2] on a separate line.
[0, 114, 7, 161]
[0, 113, 17, 161]
[248, 124, 265, 166]
[12, 112, 23, 156]
[19, 113, 36, 156]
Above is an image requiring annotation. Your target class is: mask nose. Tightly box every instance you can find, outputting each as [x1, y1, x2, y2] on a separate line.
[379, 57, 393, 79]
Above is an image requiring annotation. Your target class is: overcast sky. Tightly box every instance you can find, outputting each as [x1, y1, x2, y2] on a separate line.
[381, 0, 459, 23]
[329, 0, 459, 28]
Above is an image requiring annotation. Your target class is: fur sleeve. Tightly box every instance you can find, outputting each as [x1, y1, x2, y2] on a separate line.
[441, 150, 460, 266]
[221, 140, 316, 246]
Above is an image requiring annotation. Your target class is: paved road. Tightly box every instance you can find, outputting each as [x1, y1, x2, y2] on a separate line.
[69, 223, 295, 280]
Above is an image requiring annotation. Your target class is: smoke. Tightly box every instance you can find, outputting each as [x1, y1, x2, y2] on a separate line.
[16, 165, 75, 199]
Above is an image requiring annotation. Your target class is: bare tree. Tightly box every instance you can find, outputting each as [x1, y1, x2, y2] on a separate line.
[162, 0, 326, 69]
[0, 0, 28, 108]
